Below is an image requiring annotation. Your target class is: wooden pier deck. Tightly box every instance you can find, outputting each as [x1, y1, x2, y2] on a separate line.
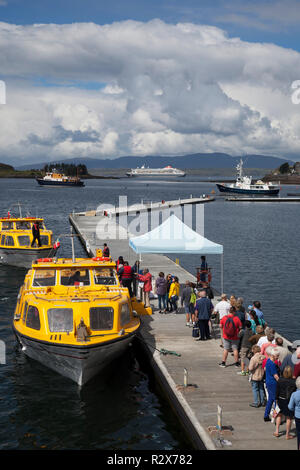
[69, 205, 297, 451]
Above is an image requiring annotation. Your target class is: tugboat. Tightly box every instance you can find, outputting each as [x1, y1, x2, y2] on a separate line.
[0, 208, 59, 268]
[36, 169, 85, 187]
[13, 249, 148, 385]
[216, 159, 280, 195]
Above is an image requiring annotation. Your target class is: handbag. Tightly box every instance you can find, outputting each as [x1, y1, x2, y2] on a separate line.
[192, 325, 200, 338]
[270, 404, 280, 422]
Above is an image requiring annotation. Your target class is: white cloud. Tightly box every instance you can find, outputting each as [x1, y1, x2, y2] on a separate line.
[1, 19, 300, 164]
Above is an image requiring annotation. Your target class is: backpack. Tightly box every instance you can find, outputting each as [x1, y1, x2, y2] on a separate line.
[223, 316, 236, 338]
[190, 291, 196, 304]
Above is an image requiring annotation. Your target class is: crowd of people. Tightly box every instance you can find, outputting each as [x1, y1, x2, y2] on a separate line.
[105, 243, 300, 449]
[209, 292, 300, 449]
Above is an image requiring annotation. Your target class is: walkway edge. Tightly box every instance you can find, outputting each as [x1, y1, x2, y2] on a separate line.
[138, 334, 216, 450]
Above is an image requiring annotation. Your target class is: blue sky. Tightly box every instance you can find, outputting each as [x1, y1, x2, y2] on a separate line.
[1, 0, 300, 51]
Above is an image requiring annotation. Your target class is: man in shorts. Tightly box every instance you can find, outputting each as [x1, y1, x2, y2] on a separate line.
[219, 307, 242, 368]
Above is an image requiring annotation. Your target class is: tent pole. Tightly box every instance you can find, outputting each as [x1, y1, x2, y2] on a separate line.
[221, 253, 224, 294]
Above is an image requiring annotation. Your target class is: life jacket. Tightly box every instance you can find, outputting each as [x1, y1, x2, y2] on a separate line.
[122, 265, 133, 279]
[103, 246, 109, 256]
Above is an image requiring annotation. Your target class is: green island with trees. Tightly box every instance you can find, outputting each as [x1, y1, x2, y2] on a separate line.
[0, 162, 118, 179]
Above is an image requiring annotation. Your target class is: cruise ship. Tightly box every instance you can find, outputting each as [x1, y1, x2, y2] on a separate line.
[126, 165, 186, 177]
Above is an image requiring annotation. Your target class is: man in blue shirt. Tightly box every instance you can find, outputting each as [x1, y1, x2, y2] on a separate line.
[194, 290, 214, 341]
[253, 301, 264, 320]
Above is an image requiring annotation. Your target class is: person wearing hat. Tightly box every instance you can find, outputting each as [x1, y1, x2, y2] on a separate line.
[288, 376, 300, 450]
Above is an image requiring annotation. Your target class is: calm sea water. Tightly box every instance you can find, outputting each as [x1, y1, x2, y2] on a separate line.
[0, 176, 299, 450]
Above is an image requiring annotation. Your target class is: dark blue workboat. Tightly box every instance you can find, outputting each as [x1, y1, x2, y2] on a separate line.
[216, 159, 280, 195]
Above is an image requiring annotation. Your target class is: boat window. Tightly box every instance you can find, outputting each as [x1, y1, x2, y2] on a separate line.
[93, 267, 117, 285]
[18, 235, 31, 247]
[1, 221, 13, 230]
[120, 303, 131, 326]
[40, 235, 49, 246]
[16, 221, 31, 230]
[90, 307, 114, 330]
[47, 308, 73, 333]
[60, 268, 90, 286]
[33, 269, 56, 287]
[0, 235, 5, 245]
[22, 302, 28, 323]
[5, 236, 15, 246]
[26, 305, 41, 330]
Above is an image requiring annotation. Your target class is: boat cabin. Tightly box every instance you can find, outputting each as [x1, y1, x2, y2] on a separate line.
[0, 217, 52, 249]
[14, 258, 138, 344]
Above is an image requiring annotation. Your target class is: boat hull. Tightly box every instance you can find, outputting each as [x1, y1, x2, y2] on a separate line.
[13, 328, 137, 386]
[216, 183, 280, 195]
[36, 178, 85, 187]
[0, 247, 56, 268]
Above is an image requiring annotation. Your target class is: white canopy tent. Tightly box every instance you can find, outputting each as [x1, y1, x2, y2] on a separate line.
[129, 214, 224, 292]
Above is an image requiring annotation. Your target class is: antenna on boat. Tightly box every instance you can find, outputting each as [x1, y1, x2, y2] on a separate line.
[8, 202, 23, 218]
[17, 202, 23, 218]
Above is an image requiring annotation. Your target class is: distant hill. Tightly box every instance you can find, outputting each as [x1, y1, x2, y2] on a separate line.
[16, 153, 294, 171]
[0, 162, 43, 178]
[0, 162, 15, 172]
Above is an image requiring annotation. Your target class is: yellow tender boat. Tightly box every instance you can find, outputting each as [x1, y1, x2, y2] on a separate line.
[13, 255, 146, 385]
[0, 216, 57, 268]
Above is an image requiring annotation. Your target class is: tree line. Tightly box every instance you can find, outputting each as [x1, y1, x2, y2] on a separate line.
[43, 163, 88, 176]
